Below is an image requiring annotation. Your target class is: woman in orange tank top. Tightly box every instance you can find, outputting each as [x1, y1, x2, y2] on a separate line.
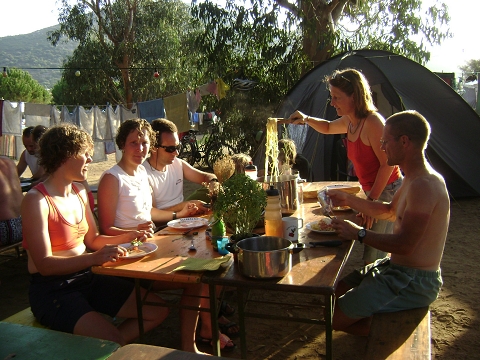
[21, 124, 168, 345]
[289, 68, 403, 264]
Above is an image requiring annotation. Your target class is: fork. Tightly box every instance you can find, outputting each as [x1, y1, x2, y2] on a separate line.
[323, 199, 336, 219]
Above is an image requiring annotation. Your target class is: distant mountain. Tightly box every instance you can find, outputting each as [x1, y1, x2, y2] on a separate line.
[0, 25, 77, 89]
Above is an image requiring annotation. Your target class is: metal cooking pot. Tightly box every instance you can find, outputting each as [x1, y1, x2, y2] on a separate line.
[258, 175, 298, 215]
[225, 236, 304, 279]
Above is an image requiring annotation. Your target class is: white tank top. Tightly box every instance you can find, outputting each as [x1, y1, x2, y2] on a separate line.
[100, 164, 152, 228]
[25, 151, 40, 175]
[143, 157, 184, 209]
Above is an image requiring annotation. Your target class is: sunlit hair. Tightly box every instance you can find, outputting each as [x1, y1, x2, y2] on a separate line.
[278, 138, 297, 165]
[38, 124, 94, 174]
[150, 118, 178, 147]
[386, 110, 431, 150]
[116, 119, 156, 150]
[32, 125, 48, 144]
[325, 68, 377, 119]
[231, 153, 252, 174]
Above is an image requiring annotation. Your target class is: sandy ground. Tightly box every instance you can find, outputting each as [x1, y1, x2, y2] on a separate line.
[1, 154, 479, 359]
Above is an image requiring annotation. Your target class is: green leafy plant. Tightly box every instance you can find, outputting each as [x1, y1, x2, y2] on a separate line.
[213, 174, 267, 237]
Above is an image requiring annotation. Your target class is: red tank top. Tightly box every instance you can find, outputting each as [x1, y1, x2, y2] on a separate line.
[22, 183, 88, 251]
[347, 120, 401, 191]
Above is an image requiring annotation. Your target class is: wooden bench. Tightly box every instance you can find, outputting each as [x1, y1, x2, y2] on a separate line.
[0, 242, 22, 257]
[0, 322, 119, 359]
[364, 307, 431, 360]
[2, 307, 46, 328]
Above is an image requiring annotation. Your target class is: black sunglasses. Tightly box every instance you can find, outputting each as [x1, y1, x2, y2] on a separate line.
[158, 144, 182, 153]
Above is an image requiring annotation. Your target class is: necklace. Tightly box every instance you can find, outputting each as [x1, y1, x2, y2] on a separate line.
[349, 118, 363, 135]
[148, 159, 165, 172]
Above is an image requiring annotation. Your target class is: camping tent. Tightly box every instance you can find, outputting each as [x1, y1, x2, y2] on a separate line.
[270, 50, 480, 198]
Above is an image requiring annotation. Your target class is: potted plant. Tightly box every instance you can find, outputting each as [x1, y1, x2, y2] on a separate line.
[213, 174, 267, 242]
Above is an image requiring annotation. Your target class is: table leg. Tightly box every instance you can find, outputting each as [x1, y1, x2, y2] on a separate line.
[325, 294, 333, 360]
[134, 278, 145, 342]
[237, 288, 247, 359]
[208, 283, 220, 356]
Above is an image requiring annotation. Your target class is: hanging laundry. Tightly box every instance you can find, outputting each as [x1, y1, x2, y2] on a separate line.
[187, 90, 201, 113]
[24, 103, 51, 128]
[215, 78, 230, 100]
[164, 93, 190, 133]
[232, 78, 258, 91]
[137, 99, 165, 122]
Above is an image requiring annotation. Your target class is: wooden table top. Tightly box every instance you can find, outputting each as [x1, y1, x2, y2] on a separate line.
[91, 222, 226, 283]
[93, 181, 362, 290]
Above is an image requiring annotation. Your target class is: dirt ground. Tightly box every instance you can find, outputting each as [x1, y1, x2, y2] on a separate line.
[1, 154, 479, 359]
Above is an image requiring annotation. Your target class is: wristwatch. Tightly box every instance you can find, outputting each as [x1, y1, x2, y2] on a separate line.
[357, 228, 367, 243]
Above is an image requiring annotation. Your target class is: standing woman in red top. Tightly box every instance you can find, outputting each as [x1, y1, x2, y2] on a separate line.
[289, 68, 403, 264]
[21, 123, 168, 345]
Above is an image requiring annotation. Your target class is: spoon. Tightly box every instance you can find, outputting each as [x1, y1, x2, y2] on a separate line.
[189, 239, 197, 251]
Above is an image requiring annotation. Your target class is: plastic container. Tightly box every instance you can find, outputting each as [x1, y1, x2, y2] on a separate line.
[264, 186, 283, 237]
[245, 161, 258, 181]
[211, 217, 226, 251]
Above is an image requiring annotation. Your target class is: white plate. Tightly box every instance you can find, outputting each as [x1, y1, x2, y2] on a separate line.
[119, 242, 158, 259]
[306, 220, 336, 234]
[167, 217, 209, 230]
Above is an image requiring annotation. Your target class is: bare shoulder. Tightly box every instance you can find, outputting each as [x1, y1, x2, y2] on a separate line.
[364, 112, 386, 128]
[409, 171, 449, 204]
[0, 156, 16, 171]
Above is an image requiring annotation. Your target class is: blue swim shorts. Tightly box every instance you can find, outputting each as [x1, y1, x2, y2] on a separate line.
[338, 258, 442, 319]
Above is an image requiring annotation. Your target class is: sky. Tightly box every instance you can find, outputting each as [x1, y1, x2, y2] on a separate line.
[0, 0, 478, 77]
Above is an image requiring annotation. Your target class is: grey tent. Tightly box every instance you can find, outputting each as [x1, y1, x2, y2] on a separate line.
[270, 49, 480, 198]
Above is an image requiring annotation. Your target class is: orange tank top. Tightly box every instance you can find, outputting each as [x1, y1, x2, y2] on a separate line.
[347, 120, 401, 191]
[22, 183, 88, 251]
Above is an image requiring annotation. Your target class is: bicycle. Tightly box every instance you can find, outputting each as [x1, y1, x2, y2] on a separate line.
[179, 120, 236, 170]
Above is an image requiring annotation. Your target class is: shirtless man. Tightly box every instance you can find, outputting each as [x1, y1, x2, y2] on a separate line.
[0, 157, 24, 246]
[328, 110, 449, 336]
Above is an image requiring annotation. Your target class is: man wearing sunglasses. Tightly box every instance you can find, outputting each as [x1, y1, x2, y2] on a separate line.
[143, 118, 217, 223]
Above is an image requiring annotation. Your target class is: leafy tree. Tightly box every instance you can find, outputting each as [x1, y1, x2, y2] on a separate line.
[0, 68, 52, 103]
[50, 0, 204, 107]
[459, 60, 480, 79]
[194, 0, 451, 74]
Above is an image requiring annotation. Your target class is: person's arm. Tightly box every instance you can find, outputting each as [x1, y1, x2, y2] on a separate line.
[288, 110, 349, 134]
[181, 159, 217, 184]
[151, 201, 204, 224]
[22, 189, 124, 276]
[332, 178, 437, 255]
[329, 189, 396, 222]
[363, 114, 397, 201]
[16, 151, 27, 177]
[77, 185, 143, 251]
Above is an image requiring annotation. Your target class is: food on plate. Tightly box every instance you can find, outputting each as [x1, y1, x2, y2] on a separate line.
[125, 239, 144, 256]
[310, 218, 335, 232]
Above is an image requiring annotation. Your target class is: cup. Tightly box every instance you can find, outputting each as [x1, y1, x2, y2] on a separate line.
[282, 217, 304, 242]
[217, 237, 230, 255]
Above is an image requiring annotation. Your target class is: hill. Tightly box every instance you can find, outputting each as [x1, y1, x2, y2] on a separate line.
[0, 25, 77, 89]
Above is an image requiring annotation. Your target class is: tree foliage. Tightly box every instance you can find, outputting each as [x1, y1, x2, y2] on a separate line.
[0, 68, 52, 103]
[459, 60, 480, 79]
[50, 0, 204, 107]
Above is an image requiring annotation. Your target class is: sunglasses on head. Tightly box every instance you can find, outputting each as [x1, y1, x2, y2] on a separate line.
[158, 144, 182, 153]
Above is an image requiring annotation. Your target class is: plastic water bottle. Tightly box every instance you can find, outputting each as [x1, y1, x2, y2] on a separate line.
[264, 186, 283, 237]
[245, 161, 258, 181]
[211, 217, 225, 251]
[297, 182, 303, 206]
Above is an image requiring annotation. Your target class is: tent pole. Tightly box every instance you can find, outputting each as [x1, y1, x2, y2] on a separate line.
[476, 72, 480, 115]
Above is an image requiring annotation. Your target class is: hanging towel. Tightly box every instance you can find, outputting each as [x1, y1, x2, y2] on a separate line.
[164, 93, 190, 133]
[2, 101, 22, 137]
[24, 103, 51, 128]
[0, 134, 16, 158]
[187, 90, 201, 113]
[216, 78, 230, 100]
[137, 99, 165, 122]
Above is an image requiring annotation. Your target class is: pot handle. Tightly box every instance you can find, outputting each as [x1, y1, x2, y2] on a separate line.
[225, 242, 238, 254]
[291, 243, 305, 254]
